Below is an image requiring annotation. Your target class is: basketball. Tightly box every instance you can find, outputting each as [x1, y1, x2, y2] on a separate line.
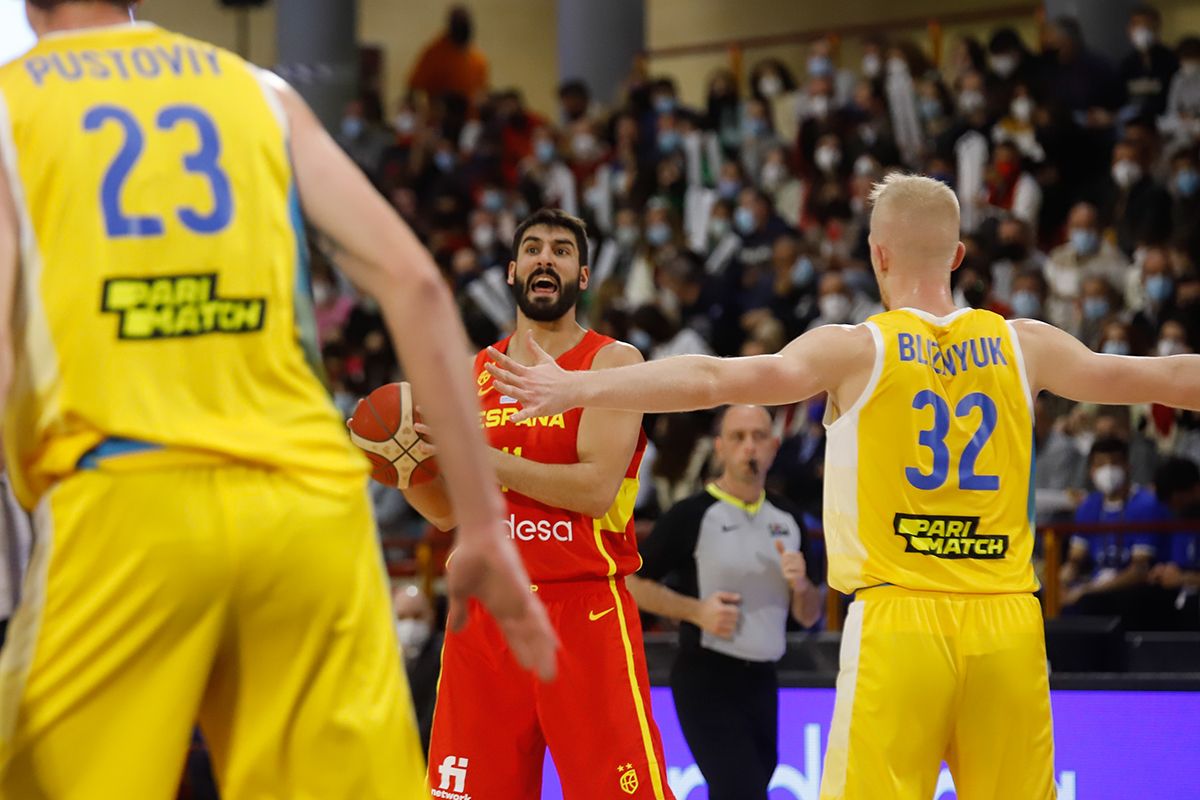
[347, 381, 440, 489]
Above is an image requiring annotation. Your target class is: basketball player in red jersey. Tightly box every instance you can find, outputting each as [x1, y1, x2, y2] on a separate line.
[403, 209, 674, 800]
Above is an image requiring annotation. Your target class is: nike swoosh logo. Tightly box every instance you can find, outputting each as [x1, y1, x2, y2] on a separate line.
[721, 524, 738, 532]
[588, 607, 615, 621]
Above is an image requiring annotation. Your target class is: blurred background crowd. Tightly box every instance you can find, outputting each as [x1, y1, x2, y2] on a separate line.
[307, 4, 1200, 639]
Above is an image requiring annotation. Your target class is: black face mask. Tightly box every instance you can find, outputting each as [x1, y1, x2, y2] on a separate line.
[449, 18, 472, 46]
[995, 242, 1028, 262]
[963, 280, 989, 308]
[511, 267, 582, 322]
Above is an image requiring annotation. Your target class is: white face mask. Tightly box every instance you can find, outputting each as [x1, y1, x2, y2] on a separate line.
[958, 90, 986, 115]
[862, 53, 882, 78]
[396, 618, 432, 655]
[312, 281, 332, 306]
[758, 74, 784, 98]
[815, 145, 842, 173]
[471, 225, 496, 251]
[761, 162, 788, 191]
[1010, 96, 1034, 123]
[1092, 464, 1127, 496]
[808, 94, 831, 119]
[887, 56, 909, 76]
[990, 53, 1018, 77]
[819, 293, 852, 322]
[1112, 160, 1143, 188]
[1131, 26, 1155, 52]
[1157, 339, 1189, 357]
[393, 111, 416, 135]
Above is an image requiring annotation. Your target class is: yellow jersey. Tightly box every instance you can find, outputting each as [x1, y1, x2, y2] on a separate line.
[0, 23, 365, 509]
[823, 307, 1038, 595]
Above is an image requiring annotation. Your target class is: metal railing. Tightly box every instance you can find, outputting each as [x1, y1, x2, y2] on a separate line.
[384, 517, 1199, 633]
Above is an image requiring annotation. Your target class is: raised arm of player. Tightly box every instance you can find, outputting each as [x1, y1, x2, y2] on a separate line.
[489, 341, 645, 519]
[275, 76, 556, 679]
[1014, 319, 1200, 409]
[487, 323, 873, 419]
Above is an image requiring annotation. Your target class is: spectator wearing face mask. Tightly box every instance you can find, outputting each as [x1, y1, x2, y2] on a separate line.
[1044, 202, 1131, 332]
[983, 141, 1042, 233]
[1103, 139, 1172, 257]
[1032, 395, 1089, 523]
[991, 217, 1046, 302]
[1168, 149, 1200, 259]
[1118, 4, 1179, 121]
[517, 127, 578, 217]
[393, 584, 443, 754]
[749, 58, 801, 144]
[336, 96, 394, 182]
[806, 270, 878, 330]
[1010, 269, 1050, 322]
[986, 28, 1038, 105]
[1162, 37, 1200, 149]
[992, 83, 1046, 163]
[1080, 279, 1124, 350]
[1129, 246, 1179, 344]
[1060, 438, 1167, 628]
[741, 96, 783, 188]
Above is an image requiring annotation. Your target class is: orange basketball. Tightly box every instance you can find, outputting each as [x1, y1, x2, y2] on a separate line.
[346, 382, 440, 488]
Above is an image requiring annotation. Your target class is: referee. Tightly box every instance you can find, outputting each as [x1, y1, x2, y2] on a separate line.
[628, 405, 822, 800]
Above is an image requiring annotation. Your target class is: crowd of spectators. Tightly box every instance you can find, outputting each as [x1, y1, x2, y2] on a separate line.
[323, 6, 1200, 632]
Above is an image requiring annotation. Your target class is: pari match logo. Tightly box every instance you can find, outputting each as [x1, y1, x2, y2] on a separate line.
[102, 274, 266, 340]
[893, 513, 1008, 559]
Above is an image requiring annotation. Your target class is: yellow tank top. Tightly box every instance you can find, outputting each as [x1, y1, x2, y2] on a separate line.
[823, 308, 1038, 595]
[0, 23, 365, 508]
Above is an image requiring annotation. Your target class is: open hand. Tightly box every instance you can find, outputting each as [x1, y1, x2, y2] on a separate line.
[485, 331, 578, 423]
[446, 528, 559, 681]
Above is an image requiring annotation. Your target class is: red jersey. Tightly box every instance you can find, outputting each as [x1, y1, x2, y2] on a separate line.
[474, 330, 647, 583]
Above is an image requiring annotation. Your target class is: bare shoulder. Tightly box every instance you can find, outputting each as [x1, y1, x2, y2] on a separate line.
[591, 339, 644, 370]
[783, 322, 875, 365]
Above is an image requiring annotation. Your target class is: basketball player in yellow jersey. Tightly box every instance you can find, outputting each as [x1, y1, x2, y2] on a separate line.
[0, 2, 555, 799]
[487, 173, 1200, 800]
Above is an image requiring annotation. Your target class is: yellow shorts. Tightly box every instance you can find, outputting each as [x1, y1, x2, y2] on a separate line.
[821, 586, 1055, 800]
[0, 464, 425, 800]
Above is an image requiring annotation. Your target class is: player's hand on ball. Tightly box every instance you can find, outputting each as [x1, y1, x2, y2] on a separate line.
[486, 331, 576, 423]
[447, 530, 559, 681]
[696, 591, 741, 639]
[775, 540, 811, 592]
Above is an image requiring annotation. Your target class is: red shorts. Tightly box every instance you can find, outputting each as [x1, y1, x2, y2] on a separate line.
[427, 577, 674, 800]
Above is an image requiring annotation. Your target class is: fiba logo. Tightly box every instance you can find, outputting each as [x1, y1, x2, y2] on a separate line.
[434, 755, 469, 797]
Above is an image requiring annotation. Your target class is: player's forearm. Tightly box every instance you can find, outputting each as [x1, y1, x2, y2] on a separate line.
[571, 354, 793, 413]
[400, 478, 456, 532]
[489, 448, 619, 519]
[1089, 561, 1151, 594]
[626, 575, 703, 625]
[380, 275, 504, 532]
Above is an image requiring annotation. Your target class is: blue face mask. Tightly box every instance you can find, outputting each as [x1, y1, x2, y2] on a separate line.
[1145, 274, 1174, 304]
[340, 116, 364, 140]
[791, 257, 815, 287]
[1175, 169, 1199, 198]
[1011, 289, 1042, 319]
[481, 189, 504, 212]
[717, 179, 742, 200]
[919, 98, 943, 120]
[734, 206, 757, 236]
[433, 151, 455, 173]
[646, 222, 672, 247]
[535, 140, 557, 164]
[1083, 296, 1110, 321]
[1101, 339, 1130, 356]
[653, 95, 676, 115]
[658, 130, 681, 153]
[807, 55, 834, 77]
[1070, 229, 1099, 257]
[629, 329, 653, 352]
[746, 117, 768, 138]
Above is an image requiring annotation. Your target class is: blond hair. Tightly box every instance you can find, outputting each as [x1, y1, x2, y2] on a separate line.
[869, 172, 961, 268]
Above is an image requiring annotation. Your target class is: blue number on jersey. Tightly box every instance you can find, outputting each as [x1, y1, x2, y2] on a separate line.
[906, 390, 999, 491]
[85, 104, 234, 238]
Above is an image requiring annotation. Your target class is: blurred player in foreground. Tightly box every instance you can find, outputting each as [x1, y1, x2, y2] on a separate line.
[487, 174, 1200, 799]
[0, 2, 553, 798]
[403, 208, 674, 799]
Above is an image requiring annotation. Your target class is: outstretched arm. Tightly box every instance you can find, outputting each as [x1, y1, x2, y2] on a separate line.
[487, 324, 870, 420]
[1014, 319, 1200, 409]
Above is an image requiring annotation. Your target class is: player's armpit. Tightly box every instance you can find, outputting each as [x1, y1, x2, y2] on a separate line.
[1014, 319, 1200, 410]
